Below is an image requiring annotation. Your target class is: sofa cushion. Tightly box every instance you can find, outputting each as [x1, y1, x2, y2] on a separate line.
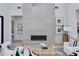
[73, 40, 77, 47]
[77, 41, 79, 47]
[69, 40, 77, 47]
[69, 39, 75, 47]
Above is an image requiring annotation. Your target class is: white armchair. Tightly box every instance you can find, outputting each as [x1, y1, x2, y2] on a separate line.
[1, 41, 38, 56]
[1, 41, 14, 56]
[64, 42, 79, 56]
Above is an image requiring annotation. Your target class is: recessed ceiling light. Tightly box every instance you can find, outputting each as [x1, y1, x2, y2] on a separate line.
[17, 6, 21, 9]
[54, 6, 59, 9]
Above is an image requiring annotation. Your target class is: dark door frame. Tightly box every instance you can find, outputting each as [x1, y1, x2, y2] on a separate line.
[12, 20, 14, 42]
[0, 16, 4, 44]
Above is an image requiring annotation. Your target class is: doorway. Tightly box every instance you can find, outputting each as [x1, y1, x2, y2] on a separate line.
[11, 16, 23, 42]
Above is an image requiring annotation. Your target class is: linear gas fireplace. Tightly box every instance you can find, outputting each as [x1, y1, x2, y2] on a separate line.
[31, 35, 47, 41]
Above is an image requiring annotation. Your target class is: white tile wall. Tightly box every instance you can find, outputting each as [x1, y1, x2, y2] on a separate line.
[23, 3, 55, 44]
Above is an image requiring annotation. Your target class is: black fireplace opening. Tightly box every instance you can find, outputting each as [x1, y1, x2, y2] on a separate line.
[31, 35, 47, 41]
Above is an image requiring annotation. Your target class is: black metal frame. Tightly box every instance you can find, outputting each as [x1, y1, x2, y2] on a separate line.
[0, 16, 4, 44]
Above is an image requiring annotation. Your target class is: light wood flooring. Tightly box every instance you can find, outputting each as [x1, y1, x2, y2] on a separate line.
[12, 41, 63, 56]
[0, 40, 63, 56]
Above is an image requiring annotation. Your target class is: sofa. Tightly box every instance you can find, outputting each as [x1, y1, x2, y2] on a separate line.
[1, 41, 39, 56]
[64, 40, 79, 56]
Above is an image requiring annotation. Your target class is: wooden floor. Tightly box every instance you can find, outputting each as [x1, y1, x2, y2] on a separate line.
[0, 41, 63, 56]
[13, 41, 63, 56]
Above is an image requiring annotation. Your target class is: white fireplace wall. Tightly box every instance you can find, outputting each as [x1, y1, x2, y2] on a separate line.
[23, 3, 55, 44]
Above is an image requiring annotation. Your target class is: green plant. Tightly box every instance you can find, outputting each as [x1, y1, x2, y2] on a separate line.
[15, 49, 20, 56]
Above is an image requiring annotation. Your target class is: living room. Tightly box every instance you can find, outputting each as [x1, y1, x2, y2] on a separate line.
[0, 3, 79, 56]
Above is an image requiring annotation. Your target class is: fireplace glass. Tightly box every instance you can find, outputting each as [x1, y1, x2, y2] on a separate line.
[31, 35, 47, 41]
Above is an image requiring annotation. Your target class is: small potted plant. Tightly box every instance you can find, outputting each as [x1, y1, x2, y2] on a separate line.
[15, 48, 20, 56]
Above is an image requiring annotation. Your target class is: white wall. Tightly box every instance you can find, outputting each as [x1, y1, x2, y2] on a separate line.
[55, 3, 79, 42]
[0, 18, 1, 43]
[77, 13, 79, 23]
[23, 3, 55, 45]
[66, 4, 79, 40]
[55, 3, 67, 44]
[0, 3, 77, 45]
[55, 3, 67, 26]
[9, 3, 23, 16]
[4, 3, 55, 45]
[0, 4, 11, 42]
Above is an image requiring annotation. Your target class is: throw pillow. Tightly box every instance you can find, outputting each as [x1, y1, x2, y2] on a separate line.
[73, 40, 77, 47]
[69, 39, 75, 47]
[77, 41, 79, 47]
